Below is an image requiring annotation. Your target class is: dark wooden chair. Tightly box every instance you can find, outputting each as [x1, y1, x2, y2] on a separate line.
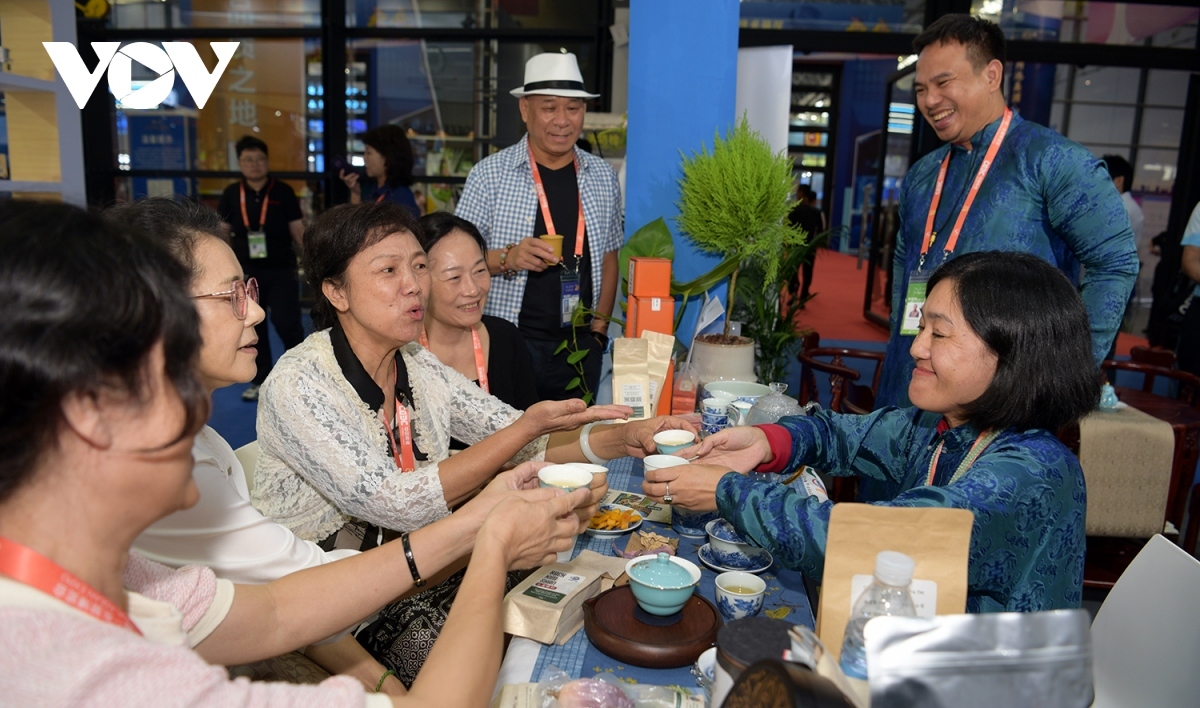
[796, 341, 885, 502]
[1102, 359, 1200, 406]
[796, 347, 885, 416]
[1129, 345, 1177, 368]
[1060, 361, 1200, 586]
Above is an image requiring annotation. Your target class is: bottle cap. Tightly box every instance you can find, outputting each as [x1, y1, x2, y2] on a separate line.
[874, 550, 915, 587]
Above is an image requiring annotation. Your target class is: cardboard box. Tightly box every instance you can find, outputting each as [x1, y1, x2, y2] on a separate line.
[627, 294, 674, 338]
[628, 257, 672, 298]
[657, 364, 675, 416]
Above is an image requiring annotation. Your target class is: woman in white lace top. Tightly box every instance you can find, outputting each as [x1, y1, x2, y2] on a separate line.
[253, 202, 692, 683]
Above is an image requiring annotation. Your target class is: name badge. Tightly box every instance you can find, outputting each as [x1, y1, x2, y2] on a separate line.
[899, 274, 928, 336]
[560, 270, 581, 327]
[248, 231, 268, 259]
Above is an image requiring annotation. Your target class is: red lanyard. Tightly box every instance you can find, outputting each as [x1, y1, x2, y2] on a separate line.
[925, 428, 1000, 487]
[528, 142, 586, 261]
[239, 180, 273, 230]
[0, 536, 142, 635]
[381, 360, 417, 472]
[375, 191, 387, 204]
[418, 325, 490, 393]
[919, 108, 1013, 271]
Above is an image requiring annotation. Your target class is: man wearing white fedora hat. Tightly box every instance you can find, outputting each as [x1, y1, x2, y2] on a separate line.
[458, 52, 622, 402]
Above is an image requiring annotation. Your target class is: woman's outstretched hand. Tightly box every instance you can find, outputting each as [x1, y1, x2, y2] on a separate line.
[682, 426, 773, 473]
[615, 416, 698, 459]
[522, 399, 631, 437]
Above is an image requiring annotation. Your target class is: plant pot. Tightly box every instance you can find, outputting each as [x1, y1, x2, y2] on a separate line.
[690, 334, 756, 386]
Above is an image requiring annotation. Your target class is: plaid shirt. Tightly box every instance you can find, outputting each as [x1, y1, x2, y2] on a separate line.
[457, 134, 624, 327]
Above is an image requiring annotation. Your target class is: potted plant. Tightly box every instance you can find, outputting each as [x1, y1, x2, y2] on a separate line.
[675, 116, 808, 383]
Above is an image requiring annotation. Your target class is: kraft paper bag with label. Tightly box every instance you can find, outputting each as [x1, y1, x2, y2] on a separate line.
[502, 550, 629, 645]
[817, 504, 974, 663]
[612, 337, 651, 420]
[641, 330, 675, 412]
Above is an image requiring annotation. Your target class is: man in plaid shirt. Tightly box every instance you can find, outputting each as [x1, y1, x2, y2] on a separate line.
[457, 53, 622, 401]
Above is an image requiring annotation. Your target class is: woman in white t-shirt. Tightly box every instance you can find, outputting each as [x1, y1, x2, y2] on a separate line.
[0, 200, 582, 707]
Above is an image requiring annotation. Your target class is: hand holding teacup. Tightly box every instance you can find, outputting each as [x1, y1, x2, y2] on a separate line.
[641, 458, 726, 512]
[681, 425, 773, 473]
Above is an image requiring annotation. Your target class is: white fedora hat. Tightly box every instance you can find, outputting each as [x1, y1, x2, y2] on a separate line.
[510, 52, 600, 99]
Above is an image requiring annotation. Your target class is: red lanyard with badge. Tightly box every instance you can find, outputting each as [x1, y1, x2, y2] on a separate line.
[418, 324, 490, 393]
[240, 180, 273, 260]
[0, 536, 142, 635]
[529, 142, 587, 327]
[381, 360, 417, 472]
[900, 108, 1013, 336]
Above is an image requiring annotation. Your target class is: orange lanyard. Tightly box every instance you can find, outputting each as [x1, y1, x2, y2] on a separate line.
[528, 142, 586, 263]
[239, 180, 273, 230]
[918, 108, 1013, 272]
[925, 428, 1000, 486]
[375, 191, 387, 204]
[0, 536, 142, 635]
[381, 360, 417, 472]
[418, 324, 490, 393]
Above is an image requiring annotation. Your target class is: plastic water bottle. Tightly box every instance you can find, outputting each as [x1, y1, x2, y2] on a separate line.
[839, 550, 918, 680]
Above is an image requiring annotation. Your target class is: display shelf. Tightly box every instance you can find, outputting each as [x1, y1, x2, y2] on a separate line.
[0, 0, 85, 205]
[0, 71, 57, 93]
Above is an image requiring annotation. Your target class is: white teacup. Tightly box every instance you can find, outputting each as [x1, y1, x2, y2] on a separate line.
[538, 464, 593, 492]
[654, 430, 696, 455]
[714, 571, 766, 622]
[643, 454, 691, 474]
[701, 396, 734, 417]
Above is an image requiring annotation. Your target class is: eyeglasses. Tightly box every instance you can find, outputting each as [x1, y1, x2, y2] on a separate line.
[193, 278, 259, 320]
[239, 156, 268, 165]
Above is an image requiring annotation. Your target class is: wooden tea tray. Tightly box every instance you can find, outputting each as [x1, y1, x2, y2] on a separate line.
[582, 585, 722, 668]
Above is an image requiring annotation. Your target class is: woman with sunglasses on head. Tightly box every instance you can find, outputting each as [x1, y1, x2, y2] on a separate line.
[0, 200, 584, 707]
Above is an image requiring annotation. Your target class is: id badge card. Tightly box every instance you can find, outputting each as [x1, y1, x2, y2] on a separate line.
[899, 273, 929, 336]
[560, 271, 581, 327]
[247, 231, 268, 259]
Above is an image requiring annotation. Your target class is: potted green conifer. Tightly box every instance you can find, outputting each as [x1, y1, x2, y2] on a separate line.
[676, 116, 808, 383]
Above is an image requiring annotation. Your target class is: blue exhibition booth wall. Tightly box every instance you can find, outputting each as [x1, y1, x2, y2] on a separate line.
[625, 0, 740, 345]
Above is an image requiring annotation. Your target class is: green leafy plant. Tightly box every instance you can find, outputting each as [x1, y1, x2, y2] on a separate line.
[675, 116, 807, 337]
[734, 238, 816, 383]
[553, 303, 628, 405]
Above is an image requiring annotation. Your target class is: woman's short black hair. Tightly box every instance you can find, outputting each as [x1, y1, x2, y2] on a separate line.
[304, 201, 422, 330]
[913, 14, 1006, 71]
[361, 124, 414, 188]
[0, 201, 208, 503]
[926, 251, 1100, 432]
[103, 197, 227, 278]
[417, 212, 487, 258]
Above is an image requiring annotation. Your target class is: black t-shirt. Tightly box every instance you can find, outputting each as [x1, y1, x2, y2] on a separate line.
[788, 202, 824, 237]
[449, 315, 539, 450]
[519, 162, 593, 341]
[217, 178, 303, 271]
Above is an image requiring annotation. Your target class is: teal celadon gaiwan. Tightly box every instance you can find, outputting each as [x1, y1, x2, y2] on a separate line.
[626, 553, 701, 616]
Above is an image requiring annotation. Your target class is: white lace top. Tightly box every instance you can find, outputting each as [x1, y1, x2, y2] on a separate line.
[252, 330, 546, 542]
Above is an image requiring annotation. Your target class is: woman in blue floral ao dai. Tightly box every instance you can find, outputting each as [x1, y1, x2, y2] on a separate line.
[643, 252, 1099, 612]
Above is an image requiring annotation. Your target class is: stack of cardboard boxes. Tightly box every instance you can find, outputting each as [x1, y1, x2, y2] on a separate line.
[626, 257, 676, 416]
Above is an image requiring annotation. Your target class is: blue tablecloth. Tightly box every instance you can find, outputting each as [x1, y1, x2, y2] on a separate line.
[526, 456, 816, 689]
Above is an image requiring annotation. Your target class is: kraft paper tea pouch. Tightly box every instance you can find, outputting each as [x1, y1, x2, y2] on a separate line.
[502, 550, 628, 645]
[612, 337, 651, 420]
[642, 330, 675, 413]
